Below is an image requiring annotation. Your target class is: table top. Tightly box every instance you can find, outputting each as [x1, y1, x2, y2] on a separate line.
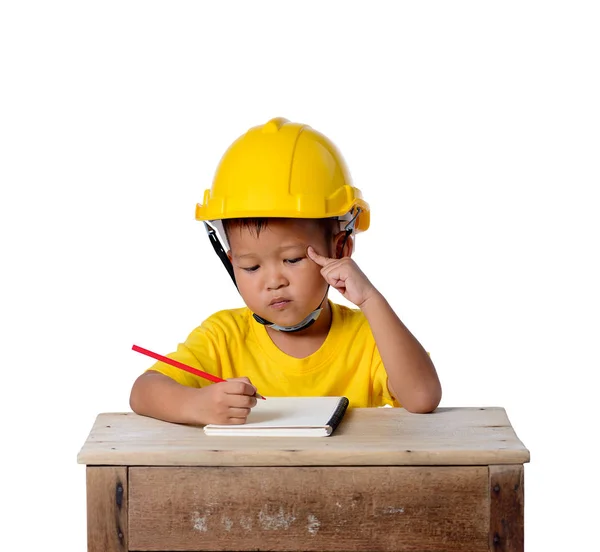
[77, 406, 530, 466]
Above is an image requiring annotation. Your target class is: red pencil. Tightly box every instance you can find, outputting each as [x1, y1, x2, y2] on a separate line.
[132, 344, 266, 400]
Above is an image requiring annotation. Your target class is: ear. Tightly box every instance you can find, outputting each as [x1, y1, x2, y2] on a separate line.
[226, 251, 233, 262]
[333, 232, 354, 259]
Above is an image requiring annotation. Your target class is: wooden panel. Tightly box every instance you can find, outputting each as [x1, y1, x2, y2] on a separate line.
[489, 465, 524, 552]
[86, 466, 127, 552]
[77, 408, 530, 466]
[129, 466, 490, 551]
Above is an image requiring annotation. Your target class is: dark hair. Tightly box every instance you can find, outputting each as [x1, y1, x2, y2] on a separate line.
[222, 217, 338, 246]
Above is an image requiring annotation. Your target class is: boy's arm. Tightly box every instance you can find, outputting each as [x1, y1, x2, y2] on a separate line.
[360, 293, 441, 413]
[307, 246, 442, 413]
[129, 370, 258, 425]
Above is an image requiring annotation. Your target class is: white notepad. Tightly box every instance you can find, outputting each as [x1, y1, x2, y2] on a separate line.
[203, 396, 349, 437]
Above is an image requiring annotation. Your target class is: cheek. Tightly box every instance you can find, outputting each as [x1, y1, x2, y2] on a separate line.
[299, 263, 325, 286]
[235, 278, 263, 311]
[230, 269, 253, 298]
[235, 272, 257, 293]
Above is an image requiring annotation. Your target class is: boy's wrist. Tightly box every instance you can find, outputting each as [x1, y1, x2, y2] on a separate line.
[179, 385, 211, 426]
[358, 290, 386, 313]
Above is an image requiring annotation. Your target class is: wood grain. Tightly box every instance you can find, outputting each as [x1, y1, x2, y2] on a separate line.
[128, 466, 490, 551]
[489, 465, 524, 552]
[77, 407, 530, 467]
[86, 467, 127, 552]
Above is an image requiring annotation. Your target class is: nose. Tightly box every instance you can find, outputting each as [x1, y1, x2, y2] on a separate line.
[265, 264, 289, 291]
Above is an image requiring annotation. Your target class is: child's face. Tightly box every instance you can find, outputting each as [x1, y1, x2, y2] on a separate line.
[227, 219, 333, 327]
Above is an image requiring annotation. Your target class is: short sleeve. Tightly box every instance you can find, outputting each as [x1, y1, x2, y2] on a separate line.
[370, 347, 401, 408]
[146, 320, 222, 388]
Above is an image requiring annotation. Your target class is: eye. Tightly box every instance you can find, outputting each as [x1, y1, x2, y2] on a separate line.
[242, 265, 259, 272]
[285, 257, 304, 264]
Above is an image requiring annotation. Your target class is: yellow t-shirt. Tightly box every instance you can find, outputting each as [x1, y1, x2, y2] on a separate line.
[147, 301, 400, 408]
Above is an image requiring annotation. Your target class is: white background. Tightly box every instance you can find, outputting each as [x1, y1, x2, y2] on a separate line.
[1, 1, 598, 549]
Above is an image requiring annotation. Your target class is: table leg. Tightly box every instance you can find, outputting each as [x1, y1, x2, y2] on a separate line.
[489, 464, 524, 552]
[86, 466, 128, 552]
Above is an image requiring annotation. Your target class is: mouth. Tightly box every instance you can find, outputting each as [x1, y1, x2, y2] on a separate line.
[269, 298, 291, 309]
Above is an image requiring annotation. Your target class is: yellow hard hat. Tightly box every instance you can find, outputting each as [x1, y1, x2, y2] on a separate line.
[195, 117, 370, 232]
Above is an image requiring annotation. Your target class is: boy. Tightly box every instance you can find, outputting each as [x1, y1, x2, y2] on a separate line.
[130, 117, 441, 425]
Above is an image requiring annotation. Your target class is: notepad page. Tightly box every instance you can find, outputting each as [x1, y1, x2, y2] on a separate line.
[205, 396, 345, 430]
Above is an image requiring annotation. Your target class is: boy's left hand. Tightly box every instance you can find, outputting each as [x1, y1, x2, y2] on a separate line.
[307, 246, 378, 308]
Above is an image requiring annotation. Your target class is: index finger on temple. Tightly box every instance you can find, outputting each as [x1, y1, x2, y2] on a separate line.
[307, 246, 329, 265]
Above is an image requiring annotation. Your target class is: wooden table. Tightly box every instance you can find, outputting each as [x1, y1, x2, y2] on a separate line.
[77, 407, 530, 552]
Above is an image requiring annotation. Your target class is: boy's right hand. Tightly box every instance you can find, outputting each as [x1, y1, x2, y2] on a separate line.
[129, 371, 258, 427]
[194, 377, 258, 425]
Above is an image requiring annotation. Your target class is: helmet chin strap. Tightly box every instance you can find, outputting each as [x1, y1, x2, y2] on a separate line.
[204, 209, 359, 333]
[251, 287, 328, 333]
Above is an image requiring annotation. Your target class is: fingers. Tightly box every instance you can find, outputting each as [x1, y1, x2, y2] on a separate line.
[227, 392, 258, 408]
[229, 376, 252, 384]
[314, 257, 347, 289]
[225, 378, 258, 397]
[226, 417, 248, 425]
[220, 400, 254, 425]
[227, 406, 253, 418]
[221, 380, 258, 408]
[307, 246, 332, 267]
[206, 384, 257, 425]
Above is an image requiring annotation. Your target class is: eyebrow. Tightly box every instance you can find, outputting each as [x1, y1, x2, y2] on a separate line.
[233, 244, 306, 260]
